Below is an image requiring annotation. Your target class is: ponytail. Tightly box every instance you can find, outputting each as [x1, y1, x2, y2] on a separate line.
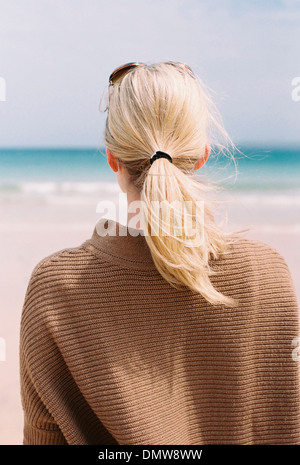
[104, 61, 239, 307]
[140, 156, 237, 307]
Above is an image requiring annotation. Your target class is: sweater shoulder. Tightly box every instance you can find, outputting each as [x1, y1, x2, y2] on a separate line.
[27, 242, 97, 284]
[21, 244, 98, 320]
[228, 234, 290, 265]
[225, 234, 296, 289]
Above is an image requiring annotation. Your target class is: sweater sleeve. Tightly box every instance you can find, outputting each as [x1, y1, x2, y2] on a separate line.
[20, 259, 68, 445]
[21, 378, 68, 445]
[20, 252, 119, 446]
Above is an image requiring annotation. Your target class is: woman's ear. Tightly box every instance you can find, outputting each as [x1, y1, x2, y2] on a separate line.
[194, 145, 211, 170]
[106, 148, 119, 173]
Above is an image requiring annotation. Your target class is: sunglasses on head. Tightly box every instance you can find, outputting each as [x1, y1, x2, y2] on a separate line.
[109, 61, 194, 86]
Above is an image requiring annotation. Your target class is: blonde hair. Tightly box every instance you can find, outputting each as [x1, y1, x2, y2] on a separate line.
[104, 62, 239, 307]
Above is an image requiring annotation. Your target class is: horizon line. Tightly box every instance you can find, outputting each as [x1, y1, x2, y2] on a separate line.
[0, 143, 300, 150]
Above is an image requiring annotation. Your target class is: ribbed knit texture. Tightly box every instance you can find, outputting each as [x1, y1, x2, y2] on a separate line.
[20, 218, 300, 445]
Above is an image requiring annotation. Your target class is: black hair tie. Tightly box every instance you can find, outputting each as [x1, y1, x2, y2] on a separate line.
[150, 151, 173, 165]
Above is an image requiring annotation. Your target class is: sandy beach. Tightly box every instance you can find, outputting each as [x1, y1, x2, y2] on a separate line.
[1, 196, 299, 445]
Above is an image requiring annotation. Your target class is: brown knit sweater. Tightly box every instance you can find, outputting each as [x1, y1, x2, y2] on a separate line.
[20, 218, 300, 445]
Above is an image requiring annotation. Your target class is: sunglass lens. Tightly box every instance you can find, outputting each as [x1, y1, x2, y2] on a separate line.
[109, 62, 144, 85]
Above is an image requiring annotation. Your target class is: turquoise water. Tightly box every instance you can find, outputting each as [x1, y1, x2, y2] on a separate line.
[0, 147, 113, 183]
[0, 146, 299, 230]
[0, 146, 299, 191]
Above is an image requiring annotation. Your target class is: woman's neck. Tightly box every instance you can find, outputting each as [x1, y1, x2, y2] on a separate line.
[126, 190, 143, 231]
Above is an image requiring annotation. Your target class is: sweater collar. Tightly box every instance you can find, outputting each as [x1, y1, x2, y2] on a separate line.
[85, 218, 156, 269]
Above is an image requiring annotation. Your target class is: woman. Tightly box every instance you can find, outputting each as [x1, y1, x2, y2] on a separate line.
[20, 62, 300, 445]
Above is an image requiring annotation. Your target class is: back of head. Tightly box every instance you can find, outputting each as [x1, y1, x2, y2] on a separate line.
[105, 61, 238, 307]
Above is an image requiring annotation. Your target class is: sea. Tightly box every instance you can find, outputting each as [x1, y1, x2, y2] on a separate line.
[0, 146, 299, 233]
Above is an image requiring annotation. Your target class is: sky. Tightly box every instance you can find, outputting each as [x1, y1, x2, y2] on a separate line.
[0, 0, 300, 147]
